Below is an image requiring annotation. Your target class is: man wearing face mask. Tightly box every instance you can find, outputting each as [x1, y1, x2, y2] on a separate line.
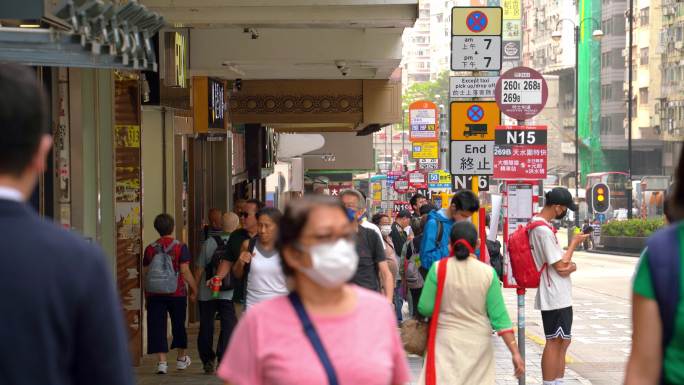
[390, 210, 411, 253]
[340, 189, 394, 304]
[529, 187, 589, 385]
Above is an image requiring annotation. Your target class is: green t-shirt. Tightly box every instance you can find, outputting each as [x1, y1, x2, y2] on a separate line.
[418, 259, 512, 332]
[633, 224, 684, 384]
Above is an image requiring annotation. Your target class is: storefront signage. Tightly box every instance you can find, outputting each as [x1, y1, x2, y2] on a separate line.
[450, 76, 498, 99]
[493, 125, 548, 179]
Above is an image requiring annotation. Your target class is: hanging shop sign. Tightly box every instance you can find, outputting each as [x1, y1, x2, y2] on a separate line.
[495, 66, 548, 120]
[193, 76, 227, 133]
[450, 76, 498, 99]
[502, 0, 522, 19]
[493, 125, 548, 179]
[502, 41, 521, 61]
[412, 141, 439, 159]
[409, 101, 439, 141]
[503, 20, 522, 40]
[428, 170, 453, 189]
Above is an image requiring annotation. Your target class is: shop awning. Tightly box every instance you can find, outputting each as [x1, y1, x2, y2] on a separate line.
[0, 0, 164, 71]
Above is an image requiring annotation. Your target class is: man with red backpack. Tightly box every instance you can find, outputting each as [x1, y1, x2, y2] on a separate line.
[527, 187, 588, 385]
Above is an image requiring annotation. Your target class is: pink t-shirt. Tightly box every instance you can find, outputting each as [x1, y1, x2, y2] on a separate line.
[217, 285, 411, 385]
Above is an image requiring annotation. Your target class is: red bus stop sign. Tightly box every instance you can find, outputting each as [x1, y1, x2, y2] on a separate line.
[495, 66, 548, 121]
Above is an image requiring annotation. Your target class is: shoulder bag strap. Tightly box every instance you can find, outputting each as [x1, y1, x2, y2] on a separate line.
[425, 257, 449, 385]
[288, 292, 339, 385]
[436, 221, 444, 245]
[646, 224, 681, 359]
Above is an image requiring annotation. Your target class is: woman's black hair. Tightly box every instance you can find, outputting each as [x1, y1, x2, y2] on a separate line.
[371, 212, 389, 226]
[449, 221, 478, 261]
[256, 207, 282, 223]
[669, 147, 684, 222]
[276, 195, 347, 277]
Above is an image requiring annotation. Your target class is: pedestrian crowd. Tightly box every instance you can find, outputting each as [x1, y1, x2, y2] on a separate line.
[0, 62, 682, 385]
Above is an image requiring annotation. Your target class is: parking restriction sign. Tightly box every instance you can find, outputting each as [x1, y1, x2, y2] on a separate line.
[450, 101, 501, 141]
[452, 7, 503, 35]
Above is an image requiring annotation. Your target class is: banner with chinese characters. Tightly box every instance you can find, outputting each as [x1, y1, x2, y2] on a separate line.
[494, 125, 548, 179]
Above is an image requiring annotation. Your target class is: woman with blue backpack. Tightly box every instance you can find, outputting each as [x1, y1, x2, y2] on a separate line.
[143, 213, 198, 375]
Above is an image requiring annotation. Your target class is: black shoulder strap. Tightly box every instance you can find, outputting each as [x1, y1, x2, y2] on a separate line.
[212, 235, 226, 247]
[646, 223, 681, 360]
[248, 236, 258, 253]
[288, 292, 339, 385]
[437, 220, 444, 244]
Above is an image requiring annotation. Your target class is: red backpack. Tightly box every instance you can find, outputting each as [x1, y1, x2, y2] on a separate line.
[507, 221, 556, 288]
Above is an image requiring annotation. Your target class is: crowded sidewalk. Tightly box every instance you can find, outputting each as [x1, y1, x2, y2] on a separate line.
[135, 323, 592, 385]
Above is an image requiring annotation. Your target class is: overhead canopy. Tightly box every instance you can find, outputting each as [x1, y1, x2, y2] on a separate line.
[143, 0, 417, 80]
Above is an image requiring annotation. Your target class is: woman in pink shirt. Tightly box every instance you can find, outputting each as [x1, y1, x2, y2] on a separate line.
[217, 195, 411, 385]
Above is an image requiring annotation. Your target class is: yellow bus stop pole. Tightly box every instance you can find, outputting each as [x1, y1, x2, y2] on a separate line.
[471, 176, 479, 230]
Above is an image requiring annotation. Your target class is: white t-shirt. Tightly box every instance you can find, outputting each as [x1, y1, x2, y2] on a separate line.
[246, 243, 288, 308]
[528, 216, 572, 311]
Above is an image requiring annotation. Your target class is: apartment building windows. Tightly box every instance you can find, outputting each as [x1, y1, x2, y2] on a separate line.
[640, 88, 649, 104]
[602, 52, 612, 68]
[640, 7, 650, 26]
[640, 48, 649, 65]
[601, 84, 613, 101]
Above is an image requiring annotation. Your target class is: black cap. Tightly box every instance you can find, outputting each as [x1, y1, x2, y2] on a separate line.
[545, 187, 578, 211]
[397, 209, 412, 218]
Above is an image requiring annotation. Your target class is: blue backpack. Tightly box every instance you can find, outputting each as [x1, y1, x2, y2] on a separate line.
[145, 240, 180, 294]
[646, 223, 681, 384]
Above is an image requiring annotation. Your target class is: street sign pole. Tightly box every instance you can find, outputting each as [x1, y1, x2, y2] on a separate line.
[517, 287, 526, 385]
[517, 117, 526, 385]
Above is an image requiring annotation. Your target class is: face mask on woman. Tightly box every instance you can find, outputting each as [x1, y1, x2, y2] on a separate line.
[380, 225, 392, 236]
[300, 239, 359, 288]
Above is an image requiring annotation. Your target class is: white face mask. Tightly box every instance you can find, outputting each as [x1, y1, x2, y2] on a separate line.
[300, 239, 359, 288]
[380, 225, 392, 236]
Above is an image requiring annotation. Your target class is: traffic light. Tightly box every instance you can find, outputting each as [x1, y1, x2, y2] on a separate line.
[592, 183, 610, 213]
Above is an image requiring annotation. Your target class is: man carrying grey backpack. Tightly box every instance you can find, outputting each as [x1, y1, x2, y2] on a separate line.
[144, 214, 198, 375]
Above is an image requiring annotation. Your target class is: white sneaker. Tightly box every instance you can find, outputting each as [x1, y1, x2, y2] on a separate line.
[176, 356, 192, 370]
[156, 362, 168, 374]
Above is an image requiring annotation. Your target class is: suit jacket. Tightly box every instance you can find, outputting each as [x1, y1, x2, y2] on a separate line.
[0, 199, 134, 385]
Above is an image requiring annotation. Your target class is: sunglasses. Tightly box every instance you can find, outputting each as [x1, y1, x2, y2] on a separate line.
[239, 212, 251, 218]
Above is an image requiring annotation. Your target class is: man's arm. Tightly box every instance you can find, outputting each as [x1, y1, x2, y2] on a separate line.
[553, 233, 588, 276]
[232, 239, 252, 279]
[378, 261, 394, 303]
[181, 263, 198, 301]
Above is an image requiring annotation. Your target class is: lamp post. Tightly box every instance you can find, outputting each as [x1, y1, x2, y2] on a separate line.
[552, 18, 604, 228]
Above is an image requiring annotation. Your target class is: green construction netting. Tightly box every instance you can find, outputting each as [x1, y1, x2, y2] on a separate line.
[578, 0, 605, 183]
